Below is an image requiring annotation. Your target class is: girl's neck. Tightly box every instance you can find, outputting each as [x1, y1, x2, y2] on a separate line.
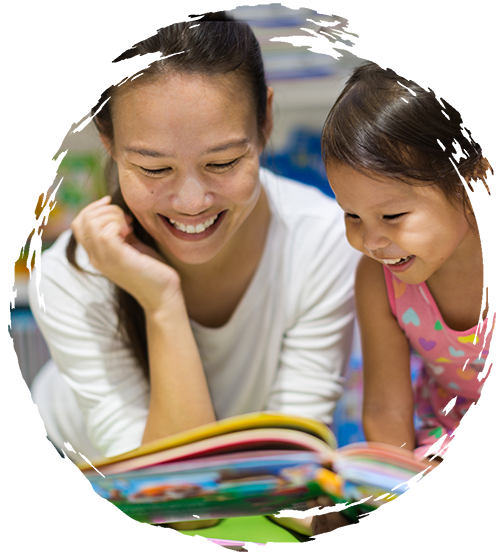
[426, 224, 487, 330]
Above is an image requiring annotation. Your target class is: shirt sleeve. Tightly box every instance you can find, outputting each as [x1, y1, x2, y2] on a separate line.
[266, 209, 360, 426]
[28, 234, 150, 458]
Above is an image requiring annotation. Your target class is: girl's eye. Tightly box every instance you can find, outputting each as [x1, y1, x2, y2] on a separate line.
[345, 213, 360, 220]
[140, 167, 171, 177]
[383, 213, 407, 221]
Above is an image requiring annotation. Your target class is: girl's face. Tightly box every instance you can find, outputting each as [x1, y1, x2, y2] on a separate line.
[105, 72, 272, 266]
[327, 162, 474, 284]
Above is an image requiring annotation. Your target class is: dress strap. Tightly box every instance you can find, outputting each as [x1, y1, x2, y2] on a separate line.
[382, 265, 397, 318]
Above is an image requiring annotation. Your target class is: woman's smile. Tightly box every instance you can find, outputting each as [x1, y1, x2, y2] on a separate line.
[159, 210, 226, 242]
[107, 72, 272, 267]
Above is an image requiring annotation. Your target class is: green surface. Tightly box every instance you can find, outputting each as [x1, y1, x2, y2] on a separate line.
[179, 516, 302, 543]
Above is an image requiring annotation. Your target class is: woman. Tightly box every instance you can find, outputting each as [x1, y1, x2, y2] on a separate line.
[29, 15, 357, 498]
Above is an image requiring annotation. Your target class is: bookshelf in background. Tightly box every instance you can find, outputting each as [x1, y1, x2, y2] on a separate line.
[14, 150, 107, 306]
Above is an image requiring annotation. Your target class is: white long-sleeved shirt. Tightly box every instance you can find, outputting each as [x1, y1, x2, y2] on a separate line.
[29, 169, 359, 460]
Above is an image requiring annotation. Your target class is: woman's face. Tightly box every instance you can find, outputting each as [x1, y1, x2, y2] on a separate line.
[106, 72, 272, 266]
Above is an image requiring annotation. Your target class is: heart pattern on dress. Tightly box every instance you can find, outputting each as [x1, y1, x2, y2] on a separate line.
[419, 337, 436, 351]
[449, 346, 465, 357]
[429, 364, 444, 375]
[458, 334, 479, 344]
[402, 308, 420, 326]
[393, 279, 407, 299]
[456, 367, 476, 381]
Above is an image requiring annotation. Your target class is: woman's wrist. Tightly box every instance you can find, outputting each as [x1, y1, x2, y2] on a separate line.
[144, 291, 189, 326]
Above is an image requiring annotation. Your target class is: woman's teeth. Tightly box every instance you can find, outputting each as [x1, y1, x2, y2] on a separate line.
[169, 215, 218, 234]
[382, 255, 412, 265]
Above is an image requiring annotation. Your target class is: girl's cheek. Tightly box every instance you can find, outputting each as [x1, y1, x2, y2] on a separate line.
[345, 225, 362, 253]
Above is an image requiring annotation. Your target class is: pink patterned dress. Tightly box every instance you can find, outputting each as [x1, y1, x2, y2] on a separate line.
[383, 266, 493, 459]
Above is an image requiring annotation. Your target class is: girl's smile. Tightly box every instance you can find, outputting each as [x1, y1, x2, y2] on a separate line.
[326, 162, 477, 285]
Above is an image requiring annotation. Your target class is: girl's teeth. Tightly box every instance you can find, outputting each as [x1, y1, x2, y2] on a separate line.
[170, 215, 217, 234]
[383, 256, 411, 265]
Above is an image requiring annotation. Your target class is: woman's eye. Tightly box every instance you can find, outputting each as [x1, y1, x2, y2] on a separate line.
[208, 158, 239, 170]
[140, 167, 171, 177]
[383, 213, 407, 221]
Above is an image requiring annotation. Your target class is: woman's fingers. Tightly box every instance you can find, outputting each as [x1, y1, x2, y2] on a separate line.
[70, 197, 183, 313]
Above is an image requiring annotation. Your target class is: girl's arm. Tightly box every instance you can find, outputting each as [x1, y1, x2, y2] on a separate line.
[355, 256, 416, 450]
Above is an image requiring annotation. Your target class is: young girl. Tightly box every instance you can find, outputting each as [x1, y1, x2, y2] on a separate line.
[321, 61, 493, 461]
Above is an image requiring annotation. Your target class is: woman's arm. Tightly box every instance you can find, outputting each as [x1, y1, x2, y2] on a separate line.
[142, 299, 215, 443]
[355, 256, 416, 450]
[266, 213, 360, 423]
[70, 196, 215, 444]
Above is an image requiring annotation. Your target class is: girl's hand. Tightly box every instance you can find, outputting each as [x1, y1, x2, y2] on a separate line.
[306, 497, 353, 535]
[71, 196, 182, 314]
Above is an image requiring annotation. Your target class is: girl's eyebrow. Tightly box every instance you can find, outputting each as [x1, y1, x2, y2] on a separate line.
[124, 138, 250, 159]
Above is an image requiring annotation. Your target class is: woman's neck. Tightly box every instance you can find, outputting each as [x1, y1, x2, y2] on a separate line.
[164, 186, 272, 327]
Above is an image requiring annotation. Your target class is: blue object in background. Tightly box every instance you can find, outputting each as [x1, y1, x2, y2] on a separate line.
[333, 352, 426, 447]
[263, 128, 334, 198]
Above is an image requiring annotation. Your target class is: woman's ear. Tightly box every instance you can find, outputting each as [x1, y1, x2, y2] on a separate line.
[99, 132, 116, 161]
[260, 87, 274, 148]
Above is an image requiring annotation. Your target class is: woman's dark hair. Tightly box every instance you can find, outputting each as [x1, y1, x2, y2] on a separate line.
[321, 61, 492, 216]
[66, 12, 269, 377]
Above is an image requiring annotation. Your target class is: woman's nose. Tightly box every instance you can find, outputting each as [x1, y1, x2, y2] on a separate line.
[170, 176, 213, 215]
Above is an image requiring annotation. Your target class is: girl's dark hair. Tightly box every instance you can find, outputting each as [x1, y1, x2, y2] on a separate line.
[321, 61, 492, 215]
[66, 12, 268, 377]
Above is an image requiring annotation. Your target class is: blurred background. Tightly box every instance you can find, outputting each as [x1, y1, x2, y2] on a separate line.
[7, 4, 504, 454]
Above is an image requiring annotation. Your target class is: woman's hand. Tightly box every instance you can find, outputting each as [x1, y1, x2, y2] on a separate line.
[306, 497, 353, 535]
[71, 196, 182, 314]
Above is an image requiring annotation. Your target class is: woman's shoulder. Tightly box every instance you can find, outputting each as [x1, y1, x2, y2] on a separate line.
[260, 167, 341, 221]
[260, 168, 346, 247]
[260, 168, 359, 288]
[29, 229, 114, 311]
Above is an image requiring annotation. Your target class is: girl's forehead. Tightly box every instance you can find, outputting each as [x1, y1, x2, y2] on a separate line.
[327, 162, 443, 210]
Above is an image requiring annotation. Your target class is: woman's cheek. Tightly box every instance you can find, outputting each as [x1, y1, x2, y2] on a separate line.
[120, 172, 163, 212]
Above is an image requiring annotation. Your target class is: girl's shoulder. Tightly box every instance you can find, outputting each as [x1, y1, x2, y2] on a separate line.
[355, 256, 390, 311]
[356, 256, 387, 289]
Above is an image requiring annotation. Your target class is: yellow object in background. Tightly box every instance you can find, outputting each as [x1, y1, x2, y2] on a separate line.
[315, 467, 344, 499]
[14, 152, 106, 281]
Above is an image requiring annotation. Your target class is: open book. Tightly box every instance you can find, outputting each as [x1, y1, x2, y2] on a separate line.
[78, 412, 432, 524]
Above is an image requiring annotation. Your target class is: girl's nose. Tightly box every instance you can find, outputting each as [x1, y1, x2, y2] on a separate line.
[361, 224, 391, 254]
[170, 175, 213, 215]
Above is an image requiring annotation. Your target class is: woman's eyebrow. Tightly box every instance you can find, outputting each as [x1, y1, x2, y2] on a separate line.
[204, 138, 250, 154]
[124, 147, 171, 158]
[124, 139, 250, 158]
